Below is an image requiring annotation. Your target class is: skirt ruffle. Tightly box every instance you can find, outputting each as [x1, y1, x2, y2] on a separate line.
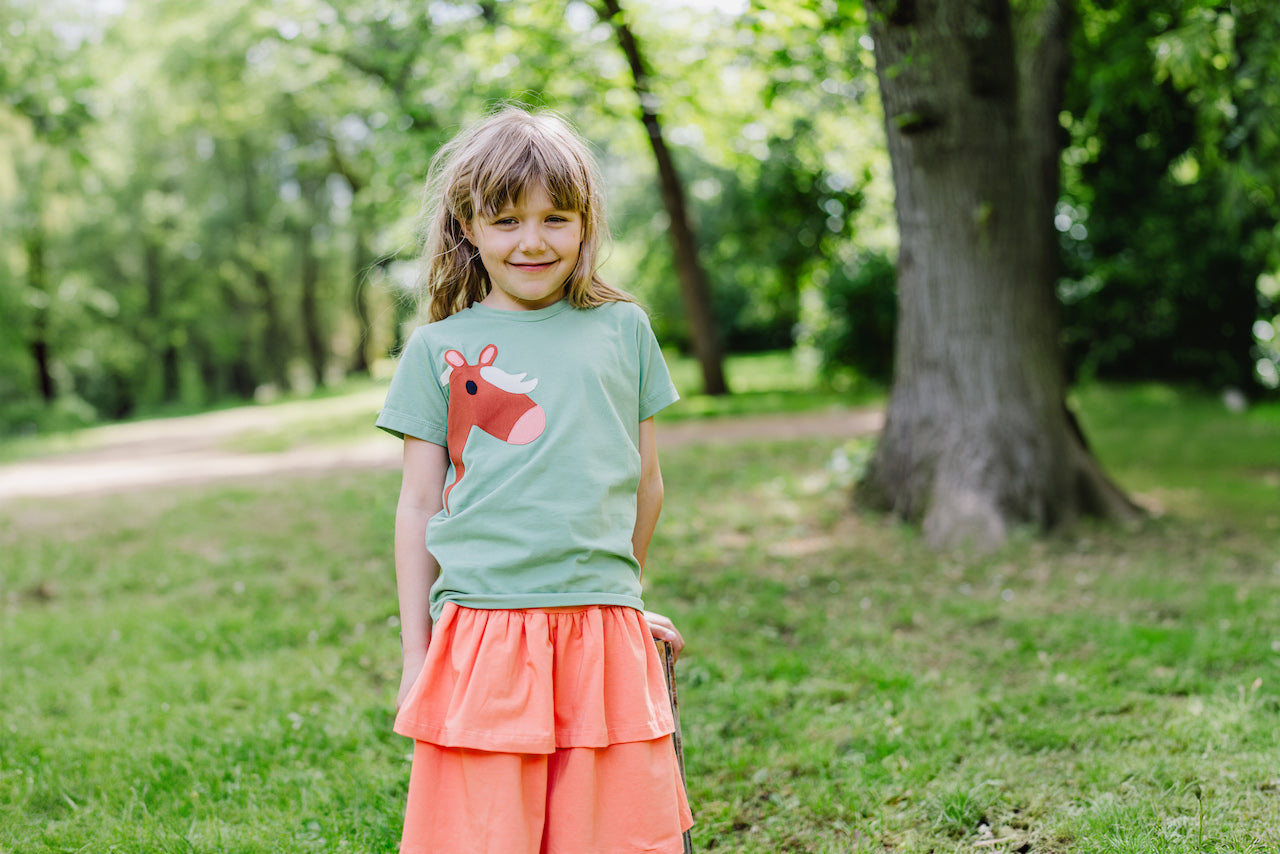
[394, 603, 676, 753]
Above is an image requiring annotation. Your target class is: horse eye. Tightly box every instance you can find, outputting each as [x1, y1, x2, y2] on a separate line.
[466, 380, 478, 395]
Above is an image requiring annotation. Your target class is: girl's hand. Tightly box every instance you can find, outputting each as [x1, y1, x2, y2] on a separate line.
[396, 653, 427, 712]
[644, 610, 685, 660]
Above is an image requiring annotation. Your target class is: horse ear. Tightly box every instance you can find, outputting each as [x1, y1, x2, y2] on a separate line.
[478, 344, 498, 366]
[444, 350, 466, 367]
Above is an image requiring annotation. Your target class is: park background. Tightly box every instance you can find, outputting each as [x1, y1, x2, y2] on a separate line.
[4, 0, 1280, 851]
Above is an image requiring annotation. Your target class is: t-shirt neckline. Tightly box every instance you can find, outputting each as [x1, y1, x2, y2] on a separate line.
[466, 300, 574, 322]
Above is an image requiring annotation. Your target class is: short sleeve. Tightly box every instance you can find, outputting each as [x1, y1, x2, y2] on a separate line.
[635, 308, 680, 421]
[375, 327, 449, 444]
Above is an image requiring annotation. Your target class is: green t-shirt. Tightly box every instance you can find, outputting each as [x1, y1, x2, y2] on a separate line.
[376, 299, 679, 621]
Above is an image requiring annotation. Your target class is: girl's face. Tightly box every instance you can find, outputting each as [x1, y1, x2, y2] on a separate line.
[465, 184, 583, 312]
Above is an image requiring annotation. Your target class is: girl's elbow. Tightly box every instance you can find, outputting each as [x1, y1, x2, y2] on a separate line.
[398, 488, 443, 520]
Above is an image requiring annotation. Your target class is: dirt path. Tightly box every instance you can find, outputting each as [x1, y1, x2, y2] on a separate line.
[0, 393, 883, 502]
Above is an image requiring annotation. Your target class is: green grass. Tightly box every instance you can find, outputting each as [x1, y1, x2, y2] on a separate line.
[2, 383, 1279, 852]
[664, 348, 884, 420]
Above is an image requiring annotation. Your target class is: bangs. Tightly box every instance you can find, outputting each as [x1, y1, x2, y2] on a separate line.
[469, 130, 594, 220]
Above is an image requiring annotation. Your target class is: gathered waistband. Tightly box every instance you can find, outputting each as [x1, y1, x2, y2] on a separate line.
[394, 603, 675, 753]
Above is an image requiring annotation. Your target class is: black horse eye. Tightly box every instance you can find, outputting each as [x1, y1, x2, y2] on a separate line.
[466, 380, 478, 395]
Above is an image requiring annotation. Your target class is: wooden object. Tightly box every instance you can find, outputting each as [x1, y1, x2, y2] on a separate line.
[658, 639, 693, 854]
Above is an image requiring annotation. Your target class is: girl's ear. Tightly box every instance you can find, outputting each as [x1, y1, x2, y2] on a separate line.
[458, 217, 475, 245]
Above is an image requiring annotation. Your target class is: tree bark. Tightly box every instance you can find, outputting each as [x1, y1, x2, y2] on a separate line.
[144, 240, 181, 402]
[238, 140, 291, 392]
[861, 0, 1140, 549]
[348, 225, 374, 376]
[24, 226, 55, 402]
[597, 0, 729, 395]
[299, 221, 326, 388]
[325, 142, 374, 376]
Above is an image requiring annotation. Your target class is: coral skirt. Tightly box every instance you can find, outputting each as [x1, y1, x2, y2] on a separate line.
[396, 604, 693, 854]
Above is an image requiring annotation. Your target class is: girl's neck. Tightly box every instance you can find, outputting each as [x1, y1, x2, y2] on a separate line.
[479, 288, 567, 313]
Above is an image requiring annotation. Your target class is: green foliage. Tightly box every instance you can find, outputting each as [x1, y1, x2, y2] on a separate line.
[7, 0, 1280, 437]
[695, 127, 869, 353]
[598, 0, 891, 358]
[689, 1, 885, 354]
[0, 0, 895, 428]
[804, 249, 897, 382]
[1060, 0, 1280, 392]
[3, 385, 1279, 851]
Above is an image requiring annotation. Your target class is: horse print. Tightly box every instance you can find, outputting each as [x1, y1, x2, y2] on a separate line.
[439, 344, 546, 511]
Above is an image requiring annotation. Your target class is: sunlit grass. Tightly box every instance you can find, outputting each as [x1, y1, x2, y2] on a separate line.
[1072, 383, 1280, 523]
[664, 348, 884, 419]
[2, 383, 1279, 852]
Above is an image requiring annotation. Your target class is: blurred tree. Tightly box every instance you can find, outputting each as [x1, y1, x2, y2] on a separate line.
[77, 0, 409, 411]
[1058, 0, 1280, 392]
[0, 0, 95, 415]
[809, 248, 896, 381]
[581, 0, 892, 373]
[596, 0, 728, 395]
[712, 0, 890, 367]
[861, 0, 1138, 548]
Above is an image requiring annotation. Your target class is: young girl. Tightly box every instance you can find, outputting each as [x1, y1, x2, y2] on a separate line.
[376, 106, 693, 854]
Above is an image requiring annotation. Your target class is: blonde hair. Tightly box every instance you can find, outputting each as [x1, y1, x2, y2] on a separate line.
[416, 106, 634, 322]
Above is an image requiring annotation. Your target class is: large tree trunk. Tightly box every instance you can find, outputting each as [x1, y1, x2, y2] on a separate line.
[861, 0, 1139, 549]
[597, 0, 729, 395]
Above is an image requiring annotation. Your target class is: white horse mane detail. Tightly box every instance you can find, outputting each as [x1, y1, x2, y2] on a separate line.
[438, 363, 538, 394]
[480, 365, 538, 394]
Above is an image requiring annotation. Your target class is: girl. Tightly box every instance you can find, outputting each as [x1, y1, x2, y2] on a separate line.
[376, 106, 693, 854]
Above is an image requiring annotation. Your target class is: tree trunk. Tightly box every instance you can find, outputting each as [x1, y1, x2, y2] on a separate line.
[298, 220, 326, 388]
[244, 264, 288, 391]
[238, 141, 291, 392]
[348, 225, 374, 376]
[597, 0, 729, 395]
[144, 240, 181, 402]
[861, 0, 1139, 549]
[322, 142, 374, 376]
[24, 226, 55, 402]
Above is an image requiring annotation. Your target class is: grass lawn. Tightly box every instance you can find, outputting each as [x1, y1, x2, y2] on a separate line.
[2, 381, 1279, 852]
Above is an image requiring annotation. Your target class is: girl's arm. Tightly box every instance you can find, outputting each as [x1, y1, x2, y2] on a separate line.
[394, 436, 449, 710]
[634, 417, 685, 658]
[632, 417, 664, 572]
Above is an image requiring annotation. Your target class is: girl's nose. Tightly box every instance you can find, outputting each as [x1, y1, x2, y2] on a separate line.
[518, 226, 546, 253]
